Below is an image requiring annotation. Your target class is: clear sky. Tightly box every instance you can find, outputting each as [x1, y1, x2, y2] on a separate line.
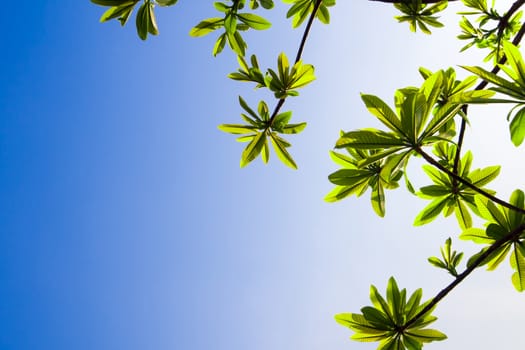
[1, 1, 524, 350]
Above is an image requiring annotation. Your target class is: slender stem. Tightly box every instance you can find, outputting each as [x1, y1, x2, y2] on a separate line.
[268, 0, 323, 125]
[403, 222, 525, 329]
[416, 146, 525, 214]
[451, 105, 467, 192]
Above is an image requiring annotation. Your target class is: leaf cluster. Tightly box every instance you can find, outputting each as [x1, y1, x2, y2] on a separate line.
[220, 52, 315, 167]
[460, 190, 525, 291]
[325, 148, 403, 217]
[394, 0, 448, 34]
[462, 42, 525, 145]
[91, 0, 177, 40]
[458, 0, 522, 62]
[335, 277, 446, 350]
[327, 70, 491, 216]
[282, 0, 335, 28]
[229, 53, 315, 98]
[218, 97, 306, 168]
[414, 143, 499, 228]
[428, 238, 464, 277]
[190, 1, 272, 56]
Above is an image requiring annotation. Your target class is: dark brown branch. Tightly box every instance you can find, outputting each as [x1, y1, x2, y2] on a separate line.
[416, 147, 525, 214]
[403, 222, 525, 330]
[268, 0, 323, 125]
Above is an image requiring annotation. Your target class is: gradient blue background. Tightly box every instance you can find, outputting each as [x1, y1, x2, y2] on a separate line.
[1, 1, 524, 349]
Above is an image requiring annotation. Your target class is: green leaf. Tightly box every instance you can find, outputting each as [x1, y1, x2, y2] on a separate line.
[510, 106, 525, 146]
[289, 61, 316, 90]
[459, 227, 494, 244]
[370, 285, 394, 323]
[486, 243, 512, 271]
[224, 13, 237, 35]
[405, 329, 447, 343]
[386, 277, 402, 323]
[486, 223, 508, 241]
[468, 166, 500, 187]
[317, 4, 330, 24]
[360, 94, 404, 135]
[405, 288, 423, 320]
[270, 133, 297, 169]
[330, 151, 357, 169]
[328, 169, 371, 186]
[335, 313, 386, 334]
[212, 33, 227, 56]
[403, 335, 423, 350]
[509, 190, 525, 228]
[371, 182, 386, 217]
[227, 31, 247, 56]
[360, 306, 391, 329]
[502, 41, 525, 88]
[510, 245, 525, 292]
[99, 2, 137, 24]
[418, 185, 450, 198]
[351, 332, 390, 342]
[236, 135, 254, 143]
[271, 111, 292, 131]
[474, 195, 508, 227]
[238, 96, 259, 120]
[240, 131, 266, 167]
[189, 18, 223, 37]
[462, 65, 524, 98]
[135, 2, 148, 40]
[156, 0, 177, 6]
[428, 257, 447, 269]
[358, 148, 407, 169]
[218, 124, 257, 134]
[92, 0, 134, 5]
[237, 13, 271, 30]
[281, 122, 307, 134]
[420, 102, 462, 140]
[261, 137, 270, 163]
[324, 182, 369, 203]
[455, 199, 473, 230]
[421, 165, 449, 187]
[336, 130, 405, 149]
[147, 2, 159, 35]
[414, 196, 448, 226]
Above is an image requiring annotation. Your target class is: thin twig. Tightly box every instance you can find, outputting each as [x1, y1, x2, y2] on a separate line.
[416, 146, 525, 214]
[269, 0, 323, 125]
[403, 222, 525, 329]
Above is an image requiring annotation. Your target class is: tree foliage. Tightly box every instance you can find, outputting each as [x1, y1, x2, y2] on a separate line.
[91, 0, 525, 349]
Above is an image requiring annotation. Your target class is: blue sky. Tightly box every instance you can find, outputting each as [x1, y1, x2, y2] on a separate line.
[1, 1, 524, 350]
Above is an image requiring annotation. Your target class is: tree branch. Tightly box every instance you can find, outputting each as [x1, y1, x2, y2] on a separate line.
[268, 0, 323, 125]
[403, 222, 525, 330]
[416, 146, 525, 214]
